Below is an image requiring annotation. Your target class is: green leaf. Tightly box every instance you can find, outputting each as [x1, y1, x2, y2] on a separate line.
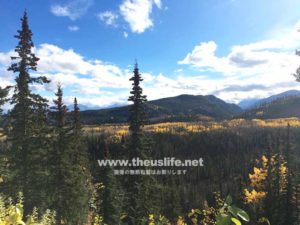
[225, 195, 232, 205]
[237, 209, 250, 222]
[231, 218, 242, 225]
[228, 205, 239, 217]
[216, 213, 231, 225]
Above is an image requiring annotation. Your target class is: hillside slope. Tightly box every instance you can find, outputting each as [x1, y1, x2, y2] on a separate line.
[80, 94, 242, 124]
[238, 90, 300, 110]
[238, 96, 300, 119]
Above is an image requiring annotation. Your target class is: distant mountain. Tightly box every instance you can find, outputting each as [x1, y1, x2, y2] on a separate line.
[67, 104, 96, 111]
[238, 95, 300, 119]
[238, 98, 261, 110]
[80, 94, 242, 124]
[67, 103, 126, 111]
[238, 90, 300, 110]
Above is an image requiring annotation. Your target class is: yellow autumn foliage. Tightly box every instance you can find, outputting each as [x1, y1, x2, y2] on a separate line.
[244, 189, 267, 204]
[244, 153, 288, 205]
[82, 118, 300, 142]
[176, 216, 187, 225]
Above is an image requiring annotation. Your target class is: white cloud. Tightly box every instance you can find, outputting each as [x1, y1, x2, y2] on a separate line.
[0, 44, 134, 108]
[179, 21, 300, 78]
[68, 25, 79, 31]
[96, 0, 163, 34]
[153, 0, 162, 9]
[50, 0, 93, 20]
[32, 44, 131, 90]
[119, 0, 162, 33]
[2, 20, 300, 109]
[179, 41, 233, 74]
[0, 52, 12, 65]
[97, 11, 119, 26]
[51, 5, 70, 18]
[177, 21, 300, 103]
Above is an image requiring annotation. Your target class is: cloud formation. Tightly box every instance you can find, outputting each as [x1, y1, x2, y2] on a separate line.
[119, 0, 162, 33]
[2, 20, 300, 109]
[51, 0, 93, 20]
[177, 21, 300, 103]
[179, 21, 300, 78]
[97, 11, 119, 27]
[96, 0, 162, 34]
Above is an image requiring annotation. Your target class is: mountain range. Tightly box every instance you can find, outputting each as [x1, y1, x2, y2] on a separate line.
[80, 94, 242, 124]
[238, 90, 300, 109]
[78, 90, 300, 124]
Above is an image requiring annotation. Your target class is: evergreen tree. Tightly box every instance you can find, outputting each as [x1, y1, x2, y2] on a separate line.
[124, 63, 160, 225]
[50, 84, 68, 224]
[69, 97, 92, 225]
[6, 11, 50, 213]
[51, 84, 71, 224]
[128, 62, 148, 159]
[100, 142, 123, 225]
[51, 89, 91, 224]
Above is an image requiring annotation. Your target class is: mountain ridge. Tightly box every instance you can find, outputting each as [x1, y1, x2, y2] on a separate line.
[238, 90, 300, 109]
[238, 94, 300, 119]
[80, 94, 242, 124]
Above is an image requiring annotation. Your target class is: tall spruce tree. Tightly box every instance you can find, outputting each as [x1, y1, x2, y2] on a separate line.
[7, 11, 50, 212]
[51, 88, 91, 224]
[69, 97, 92, 224]
[128, 62, 147, 158]
[124, 63, 160, 225]
[51, 84, 69, 224]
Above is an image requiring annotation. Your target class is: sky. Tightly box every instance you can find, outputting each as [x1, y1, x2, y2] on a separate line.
[1, 0, 300, 109]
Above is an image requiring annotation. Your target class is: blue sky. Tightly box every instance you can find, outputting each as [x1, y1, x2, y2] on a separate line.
[1, 0, 300, 108]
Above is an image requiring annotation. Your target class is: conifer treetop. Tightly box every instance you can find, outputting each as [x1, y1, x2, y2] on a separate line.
[128, 62, 147, 133]
[8, 11, 39, 73]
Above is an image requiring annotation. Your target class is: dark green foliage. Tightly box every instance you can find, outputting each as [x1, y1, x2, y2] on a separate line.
[122, 63, 162, 225]
[99, 143, 123, 225]
[85, 133, 126, 224]
[68, 97, 92, 224]
[80, 94, 242, 124]
[6, 11, 50, 213]
[87, 125, 300, 224]
[127, 63, 147, 158]
[50, 87, 91, 225]
[50, 84, 69, 223]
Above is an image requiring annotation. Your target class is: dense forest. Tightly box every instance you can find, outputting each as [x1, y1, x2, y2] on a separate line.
[0, 12, 300, 225]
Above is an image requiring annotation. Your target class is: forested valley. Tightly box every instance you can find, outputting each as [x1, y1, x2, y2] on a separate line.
[0, 12, 299, 225]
